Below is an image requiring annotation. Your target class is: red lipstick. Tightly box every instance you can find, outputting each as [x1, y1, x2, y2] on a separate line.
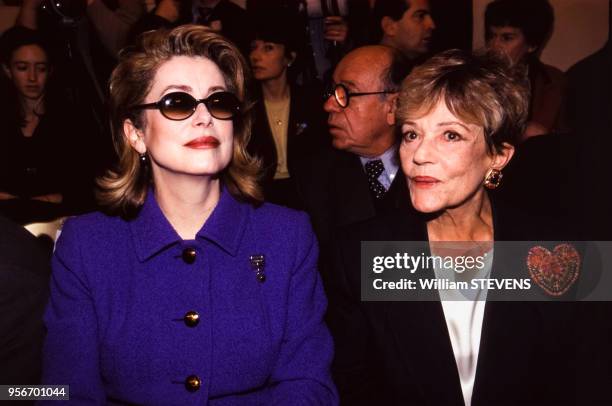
[411, 176, 440, 188]
[184, 136, 220, 149]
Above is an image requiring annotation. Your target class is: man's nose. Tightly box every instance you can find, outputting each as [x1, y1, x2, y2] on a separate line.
[323, 93, 341, 113]
[426, 15, 436, 31]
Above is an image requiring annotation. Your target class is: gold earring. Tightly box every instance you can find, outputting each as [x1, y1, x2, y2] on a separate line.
[484, 168, 503, 189]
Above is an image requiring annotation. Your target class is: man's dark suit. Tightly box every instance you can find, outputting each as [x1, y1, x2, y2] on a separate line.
[297, 147, 409, 250]
[295, 146, 409, 298]
[327, 200, 612, 405]
[0, 215, 50, 386]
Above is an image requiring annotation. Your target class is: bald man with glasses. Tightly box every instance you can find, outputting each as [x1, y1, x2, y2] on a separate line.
[296, 45, 413, 279]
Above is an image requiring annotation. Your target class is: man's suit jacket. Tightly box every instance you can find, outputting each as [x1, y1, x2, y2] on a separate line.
[328, 200, 612, 405]
[0, 215, 50, 385]
[297, 147, 409, 251]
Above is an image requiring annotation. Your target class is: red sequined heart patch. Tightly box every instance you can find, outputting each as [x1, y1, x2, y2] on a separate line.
[527, 244, 580, 297]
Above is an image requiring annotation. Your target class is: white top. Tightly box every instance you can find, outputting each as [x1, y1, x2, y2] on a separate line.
[434, 249, 493, 406]
[263, 97, 291, 180]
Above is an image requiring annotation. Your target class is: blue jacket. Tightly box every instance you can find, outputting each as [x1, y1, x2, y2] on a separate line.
[42, 188, 337, 405]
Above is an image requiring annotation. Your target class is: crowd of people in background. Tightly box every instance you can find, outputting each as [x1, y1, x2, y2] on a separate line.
[0, 0, 610, 403]
[1, 0, 602, 225]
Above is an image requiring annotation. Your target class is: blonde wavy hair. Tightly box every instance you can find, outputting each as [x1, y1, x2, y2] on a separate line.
[396, 49, 530, 153]
[98, 25, 262, 218]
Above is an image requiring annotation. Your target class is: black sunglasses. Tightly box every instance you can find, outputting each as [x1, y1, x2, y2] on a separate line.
[131, 91, 241, 121]
[324, 83, 396, 108]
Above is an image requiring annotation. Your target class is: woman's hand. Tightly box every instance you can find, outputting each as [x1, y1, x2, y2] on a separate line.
[17, 0, 44, 29]
[155, 0, 180, 23]
[21, 0, 44, 11]
[324, 16, 348, 44]
[0, 191, 63, 203]
[522, 121, 550, 141]
[31, 193, 63, 204]
[0, 192, 19, 201]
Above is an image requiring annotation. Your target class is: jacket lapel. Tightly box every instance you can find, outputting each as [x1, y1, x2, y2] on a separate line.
[251, 99, 278, 180]
[382, 213, 466, 405]
[286, 91, 298, 170]
[471, 202, 546, 405]
[384, 167, 410, 211]
[384, 300, 465, 405]
[333, 152, 377, 227]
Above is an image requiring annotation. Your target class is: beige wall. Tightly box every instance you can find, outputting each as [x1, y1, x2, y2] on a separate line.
[473, 0, 610, 71]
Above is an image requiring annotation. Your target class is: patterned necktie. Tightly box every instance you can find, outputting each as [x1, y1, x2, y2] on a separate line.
[365, 159, 386, 200]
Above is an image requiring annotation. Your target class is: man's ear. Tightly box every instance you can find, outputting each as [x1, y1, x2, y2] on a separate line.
[381, 16, 398, 37]
[2, 64, 11, 79]
[123, 119, 146, 154]
[385, 93, 399, 126]
[491, 142, 515, 171]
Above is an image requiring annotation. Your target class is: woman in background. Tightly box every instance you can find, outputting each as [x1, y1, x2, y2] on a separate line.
[247, 12, 328, 208]
[42, 25, 336, 404]
[0, 26, 92, 224]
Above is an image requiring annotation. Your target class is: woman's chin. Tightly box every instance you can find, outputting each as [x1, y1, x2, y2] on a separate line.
[22, 91, 44, 100]
[411, 199, 444, 214]
[252, 71, 269, 81]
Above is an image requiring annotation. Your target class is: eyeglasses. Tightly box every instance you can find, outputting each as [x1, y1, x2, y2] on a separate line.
[324, 83, 396, 108]
[131, 91, 241, 121]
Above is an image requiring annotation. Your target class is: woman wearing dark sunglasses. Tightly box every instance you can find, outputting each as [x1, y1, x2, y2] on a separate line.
[41, 25, 337, 405]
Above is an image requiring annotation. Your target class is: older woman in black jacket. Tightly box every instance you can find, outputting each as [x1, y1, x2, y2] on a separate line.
[327, 50, 605, 406]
